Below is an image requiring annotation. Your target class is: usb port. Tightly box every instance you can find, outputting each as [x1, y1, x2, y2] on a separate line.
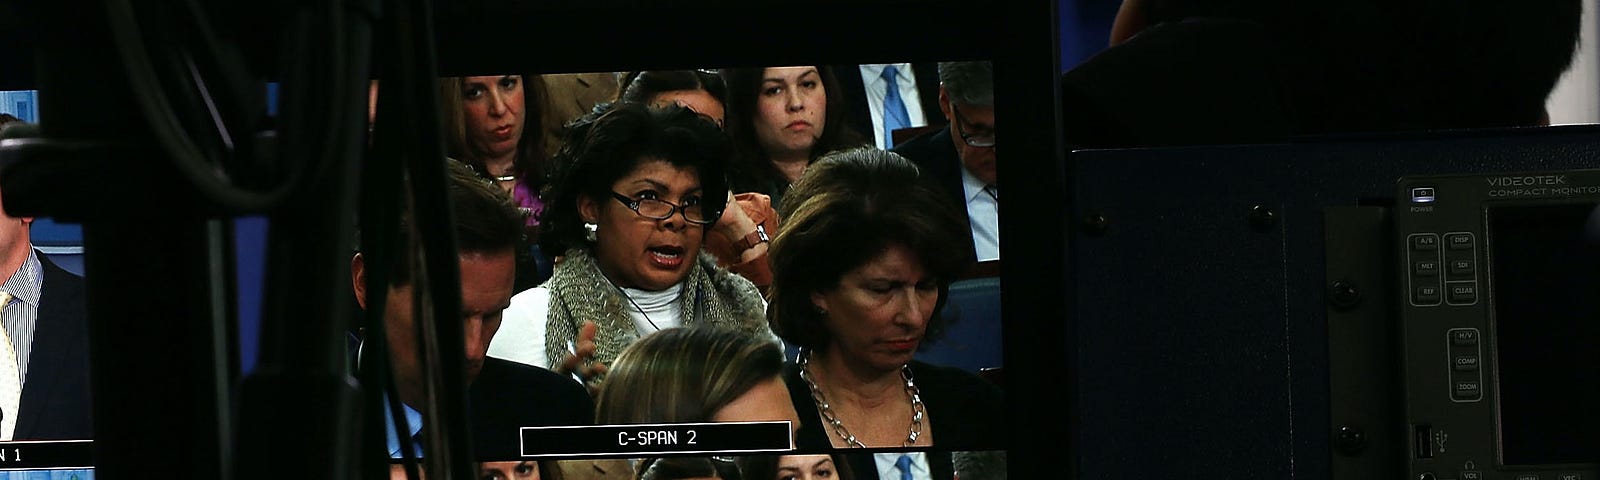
[1415, 425, 1434, 459]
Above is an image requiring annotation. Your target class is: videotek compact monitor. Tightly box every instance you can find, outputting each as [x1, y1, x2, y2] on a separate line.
[1397, 169, 1600, 480]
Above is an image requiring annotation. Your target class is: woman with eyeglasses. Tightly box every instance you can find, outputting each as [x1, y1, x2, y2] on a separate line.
[720, 66, 867, 210]
[615, 70, 779, 294]
[486, 102, 772, 392]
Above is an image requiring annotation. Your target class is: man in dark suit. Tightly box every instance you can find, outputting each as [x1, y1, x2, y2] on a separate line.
[834, 63, 945, 150]
[351, 160, 593, 461]
[892, 61, 999, 262]
[0, 181, 91, 441]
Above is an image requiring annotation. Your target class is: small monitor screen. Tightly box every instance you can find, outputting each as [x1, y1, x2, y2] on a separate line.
[1488, 203, 1600, 466]
[356, 62, 1006, 467]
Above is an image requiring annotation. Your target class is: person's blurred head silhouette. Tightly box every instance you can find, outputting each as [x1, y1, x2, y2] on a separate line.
[1064, 0, 1583, 148]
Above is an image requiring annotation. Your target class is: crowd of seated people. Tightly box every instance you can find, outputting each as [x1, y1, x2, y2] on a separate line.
[357, 63, 1006, 480]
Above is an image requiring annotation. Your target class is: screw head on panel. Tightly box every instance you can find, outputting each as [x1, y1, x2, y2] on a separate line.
[1335, 425, 1367, 455]
[1328, 280, 1362, 310]
[1249, 205, 1277, 230]
[1083, 213, 1108, 236]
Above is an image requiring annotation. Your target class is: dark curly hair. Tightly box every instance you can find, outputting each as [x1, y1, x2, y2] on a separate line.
[537, 101, 731, 254]
[619, 70, 728, 109]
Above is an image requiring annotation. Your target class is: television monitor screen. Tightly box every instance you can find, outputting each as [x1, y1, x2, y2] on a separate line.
[372, 62, 1011, 471]
[3, 0, 1065, 476]
[342, 2, 1064, 474]
[1487, 202, 1600, 466]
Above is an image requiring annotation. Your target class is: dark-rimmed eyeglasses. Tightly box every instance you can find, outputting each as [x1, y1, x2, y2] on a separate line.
[611, 192, 718, 225]
[950, 103, 996, 148]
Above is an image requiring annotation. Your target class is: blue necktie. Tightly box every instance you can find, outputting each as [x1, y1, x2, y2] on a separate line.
[895, 454, 914, 480]
[410, 428, 425, 458]
[881, 66, 912, 148]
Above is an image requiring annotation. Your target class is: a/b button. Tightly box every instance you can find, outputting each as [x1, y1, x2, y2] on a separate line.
[1412, 235, 1439, 251]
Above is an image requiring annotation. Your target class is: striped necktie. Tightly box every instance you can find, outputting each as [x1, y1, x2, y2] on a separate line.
[0, 292, 20, 441]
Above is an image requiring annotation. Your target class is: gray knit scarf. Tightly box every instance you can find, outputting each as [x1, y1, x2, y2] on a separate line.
[542, 247, 771, 377]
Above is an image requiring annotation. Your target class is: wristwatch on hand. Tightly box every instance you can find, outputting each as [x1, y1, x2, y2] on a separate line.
[735, 224, 770, 252]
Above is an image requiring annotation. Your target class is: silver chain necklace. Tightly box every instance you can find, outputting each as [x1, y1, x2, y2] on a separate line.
[798, 349, 925, 448]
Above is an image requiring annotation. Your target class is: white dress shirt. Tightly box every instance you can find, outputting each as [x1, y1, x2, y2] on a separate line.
[874, 452, 932, 480]
[486, 284, 681, 370]
[858, 64, 930, 150]
[959, 166, 1001, 261]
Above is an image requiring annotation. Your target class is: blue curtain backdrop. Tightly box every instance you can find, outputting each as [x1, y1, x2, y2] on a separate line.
[1061, 0, 1120, 71]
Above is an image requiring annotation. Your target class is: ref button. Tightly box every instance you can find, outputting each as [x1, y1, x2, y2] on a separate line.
[1416, 285, 1442, 304]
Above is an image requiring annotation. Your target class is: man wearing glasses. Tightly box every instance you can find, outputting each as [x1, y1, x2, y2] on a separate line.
[892, 61, 999, 262]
